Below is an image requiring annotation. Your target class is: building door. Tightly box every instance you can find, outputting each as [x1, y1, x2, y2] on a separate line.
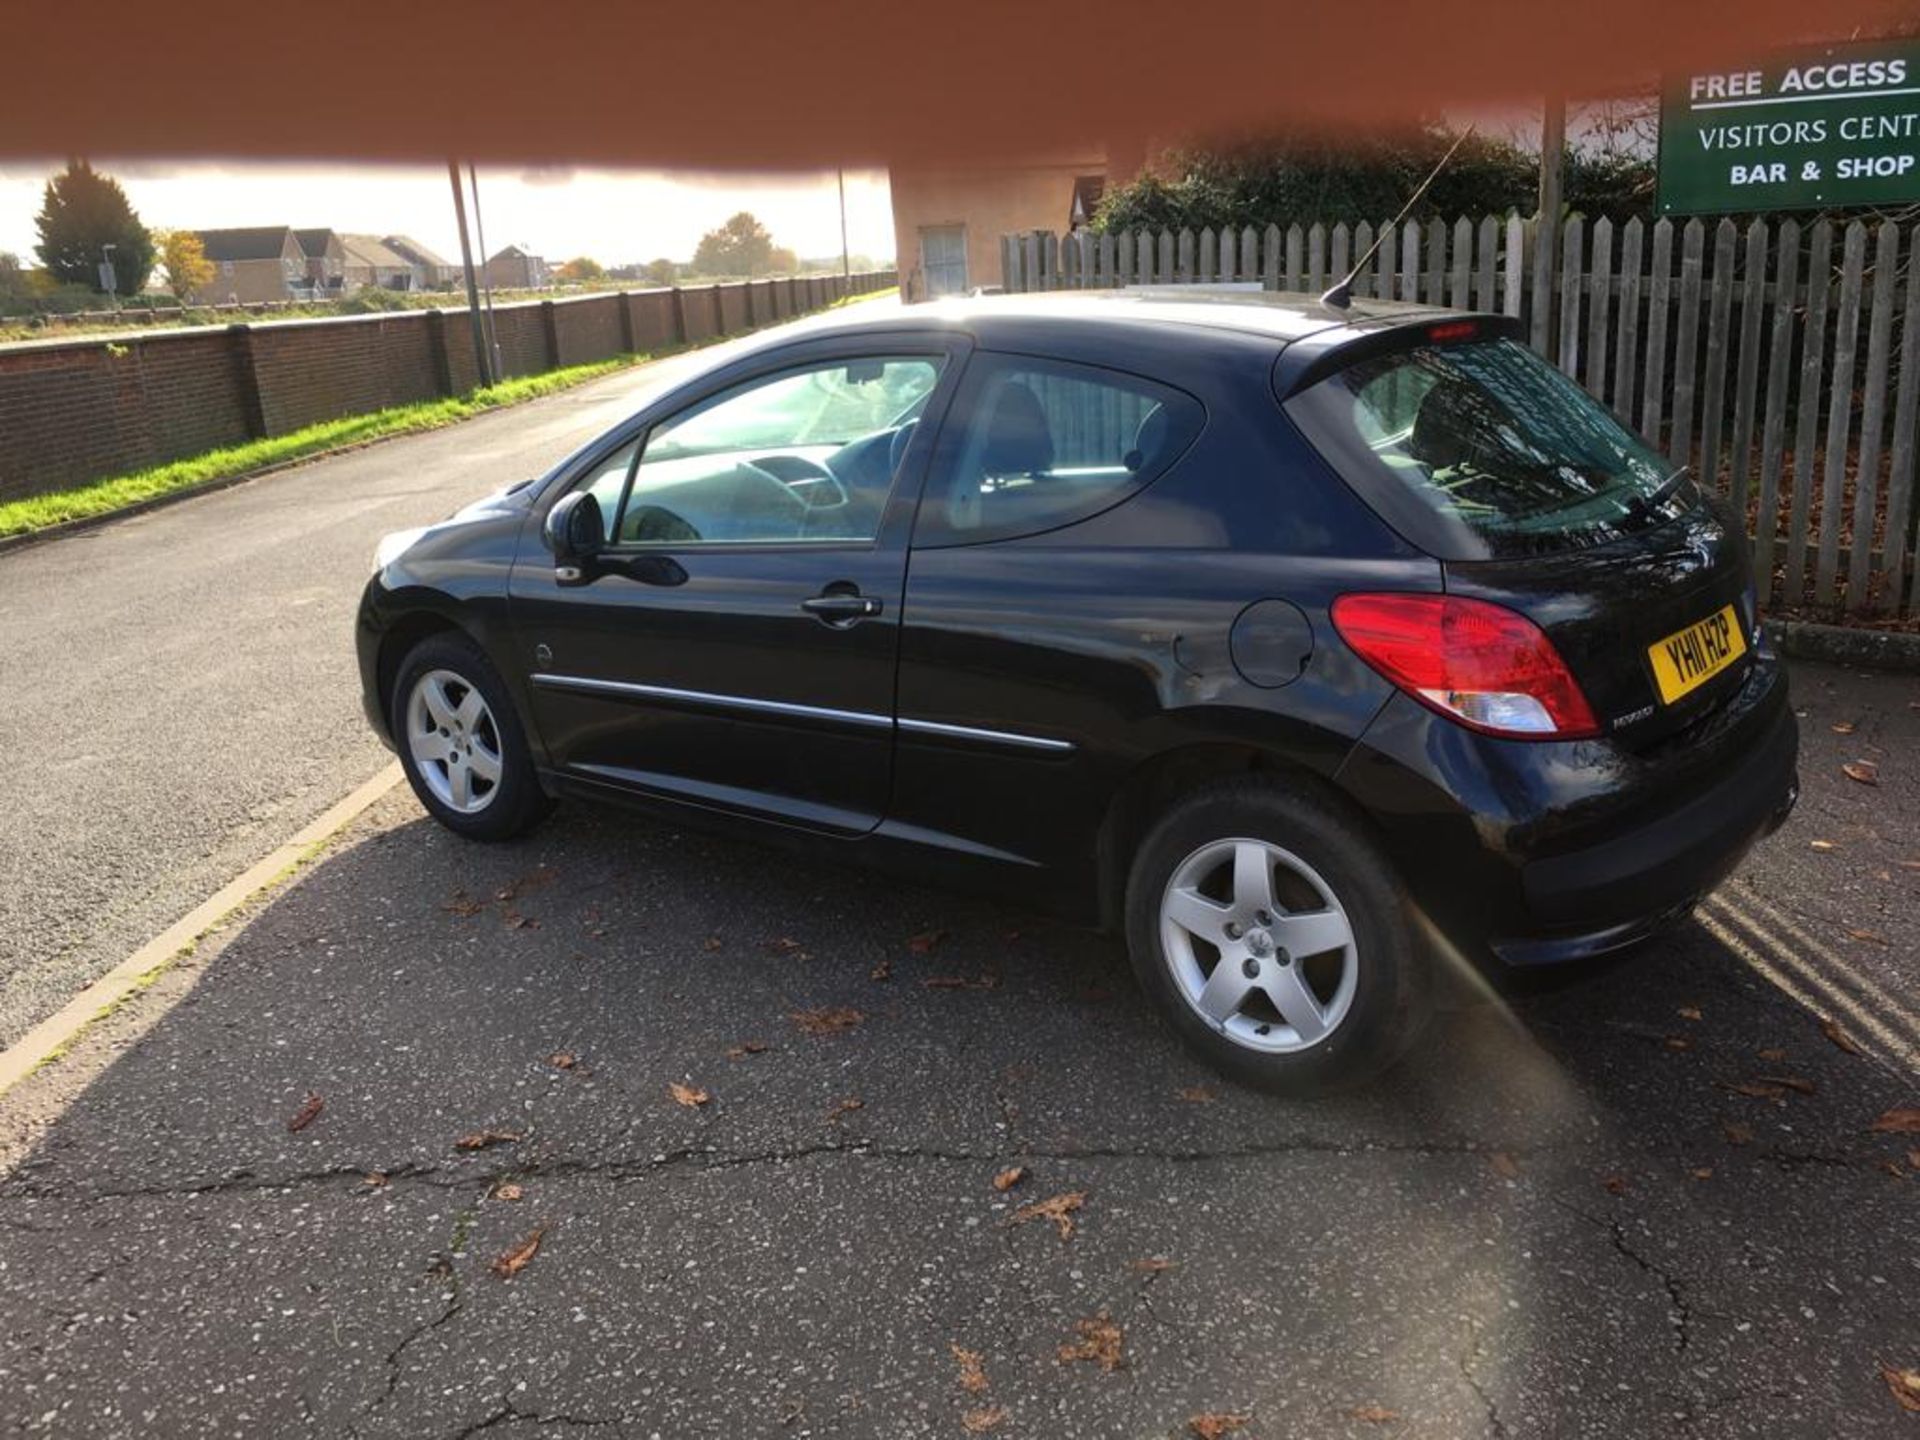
[921, 226, 969, 297]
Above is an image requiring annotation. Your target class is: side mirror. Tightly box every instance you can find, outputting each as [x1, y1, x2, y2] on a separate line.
[543, 491, 605, 582]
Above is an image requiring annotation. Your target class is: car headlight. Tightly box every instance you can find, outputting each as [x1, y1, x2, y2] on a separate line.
[373, 527, 426, 573]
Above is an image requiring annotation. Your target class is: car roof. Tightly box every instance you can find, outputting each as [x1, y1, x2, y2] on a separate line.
[794, 287, 1476, 351]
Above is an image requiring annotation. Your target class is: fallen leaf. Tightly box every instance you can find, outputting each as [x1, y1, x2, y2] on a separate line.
[669, 1082, 711, 1108]
[765, 936, 807, 956]
[1842, 760, 1879, 785]
[1757, 1047, 1789, 1063]
[1349, 1405, 1401, 1424]
[1809, 839, 1838, 852]
[1690, 1166, 1714, 1180]
[1177, 1085, 1217, 1103]
[1722, 1081, 1788, 1100]
[724, 1040, 770, 1060]
[1845, 927, 1891, 946]
[1056, 1313, 1125, 1371]
[495, 867, 555, 903]
[828, 1096, 864, 1122]
[549, 1051, 577, 1070]
[1882, 1160, 1905, 1179]
[1882, 1364, 1920, 1413]
[360, 1171, 388, 1189]
[1190, 1413, 1252, 1438]
[1677, 1005, 1703, 1021]
[922, 974, 1000, 991]
[1821, 1018, 1863, 1056]
[1723, 1122, 1755, 1146]
[704, 935, 723, 952]
[287, 1093, 324, 1133]
[962, 1406, 1008, 1433]
[869, 957, 893, 982]
[790, 1006, 865, 1035]
[440, 891, 487, 917]
[992, 1166, 1027, 1192]
[503, 909, 539, 930]
[455, 1128, 524, 1151]
[489, 1226, 545, 1279]
[908, 929, 945, 954]
[1665, 1036, 1694, 1052]
[1831, 720, 1856, 734]
[1131, 1257, 1177, 1273]
[1899, 860, 1920, 872]
[1868, 1107, 1920, 1134]
[1910, 1150, 1920, 1170]
[1011, 1190, 1087, 1241]
[1489, 1151, 1521, 1180]
[951, 1343, 989, 1394]
[1602, 1174, 1629, 1195]
[494, 1182, 524, 1202]
[1757, 1074, 1816, 1095]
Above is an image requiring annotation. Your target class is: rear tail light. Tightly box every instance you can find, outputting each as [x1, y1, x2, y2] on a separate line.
[1331, 593, 1600, 740]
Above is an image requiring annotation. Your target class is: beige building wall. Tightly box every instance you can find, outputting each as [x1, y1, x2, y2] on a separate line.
[194, 257, 297, 305]
[889, 155, 1104, 302]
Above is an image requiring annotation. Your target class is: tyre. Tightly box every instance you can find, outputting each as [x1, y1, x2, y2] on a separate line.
[390, 632, 551, 842]
[1124, 778, 1428, 1095]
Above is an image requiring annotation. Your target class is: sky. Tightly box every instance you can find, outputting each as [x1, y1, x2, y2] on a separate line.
[0, 162, 896, 268]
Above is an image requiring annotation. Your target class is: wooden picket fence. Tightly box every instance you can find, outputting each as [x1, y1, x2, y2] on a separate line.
[1002, 215, 1920, 621]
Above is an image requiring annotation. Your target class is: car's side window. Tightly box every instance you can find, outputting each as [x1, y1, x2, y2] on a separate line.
[610, 356, 945, 547]
[915, 354, 1203, 546]
[577, 438, 642, 538]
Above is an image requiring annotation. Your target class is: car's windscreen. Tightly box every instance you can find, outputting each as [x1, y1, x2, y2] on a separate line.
[1285, 336, 1695, 559]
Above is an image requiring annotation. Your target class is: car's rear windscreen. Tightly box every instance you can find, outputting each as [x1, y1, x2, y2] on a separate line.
[1284, 336, 1695, 560]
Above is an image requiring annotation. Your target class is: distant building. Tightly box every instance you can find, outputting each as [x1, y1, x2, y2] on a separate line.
[292, 228, 347, 296]
[381, 235, 460, 290]
[889, 147, 1133, 301]
[191, 226, 306, 304]
[340, 234, 419, 290]
[485, 245, 549, 290]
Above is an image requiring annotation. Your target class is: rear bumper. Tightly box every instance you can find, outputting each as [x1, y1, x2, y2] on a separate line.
[1335, 654, 1798, 966]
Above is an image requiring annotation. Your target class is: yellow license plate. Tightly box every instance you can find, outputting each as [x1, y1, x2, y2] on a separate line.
[1648, 604, 1747, 705]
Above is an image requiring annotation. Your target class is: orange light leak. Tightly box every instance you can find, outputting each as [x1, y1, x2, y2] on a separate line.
[3, 0, 1913, 167]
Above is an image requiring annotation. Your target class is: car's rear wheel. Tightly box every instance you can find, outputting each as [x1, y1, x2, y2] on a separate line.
[1124, 779, 1427, 1094]
[391, 633, 549, 841]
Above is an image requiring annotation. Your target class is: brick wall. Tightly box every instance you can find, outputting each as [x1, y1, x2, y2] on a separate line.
[0, 271, 895, 504]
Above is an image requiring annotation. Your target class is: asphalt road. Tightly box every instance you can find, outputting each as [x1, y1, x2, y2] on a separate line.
[0, 691, 1914, 1438]
[0, 341, 739, 1049]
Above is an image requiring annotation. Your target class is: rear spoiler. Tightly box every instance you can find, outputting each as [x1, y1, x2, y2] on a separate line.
[1272, 312, 1527, 400]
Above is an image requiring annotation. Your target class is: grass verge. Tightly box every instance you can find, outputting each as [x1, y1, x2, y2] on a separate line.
[0, 353, 645, 539]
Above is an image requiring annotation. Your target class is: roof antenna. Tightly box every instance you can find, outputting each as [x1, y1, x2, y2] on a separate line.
[1321, 126, 1474, 311]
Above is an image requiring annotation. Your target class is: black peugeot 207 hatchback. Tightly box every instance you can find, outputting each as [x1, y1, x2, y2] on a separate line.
[357, 291, 1798, 1093]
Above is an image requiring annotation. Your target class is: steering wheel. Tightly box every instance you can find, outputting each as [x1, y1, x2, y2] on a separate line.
[741, 455, 848, 510]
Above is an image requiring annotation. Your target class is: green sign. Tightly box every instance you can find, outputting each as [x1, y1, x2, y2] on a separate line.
[1658, 37, 1920, 214]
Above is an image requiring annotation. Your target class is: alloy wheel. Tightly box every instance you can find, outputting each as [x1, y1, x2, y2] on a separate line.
[1158, 836, 1359, 1054]
[406, 668, 504, 815]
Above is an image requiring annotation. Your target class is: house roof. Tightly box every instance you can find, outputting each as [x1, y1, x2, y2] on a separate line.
[488, 245, 537, 262]
[1068, 174, 1105, 228]
[195, 226, 298, 262]
[381, 234, 451, 270]
[340, 234, 413, 270]
[292, 228, 341, 258]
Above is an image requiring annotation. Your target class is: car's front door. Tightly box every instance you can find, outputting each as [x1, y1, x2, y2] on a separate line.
[509, 338, 966, 835]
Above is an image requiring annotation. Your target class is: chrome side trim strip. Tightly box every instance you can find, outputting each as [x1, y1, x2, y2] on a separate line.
[529, 673, 892, 730]
[530, 672, 1075, 754]
[897, 717, 1076, 754]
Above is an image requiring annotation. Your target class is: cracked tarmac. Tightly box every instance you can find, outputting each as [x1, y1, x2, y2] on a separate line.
[0, 660, 1916, 1438]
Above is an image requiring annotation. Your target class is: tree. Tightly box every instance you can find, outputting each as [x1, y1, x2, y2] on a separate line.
[691, 211, 777, 277]
[155, 229, 214, 303]
[768, 245, 799, 275]
[555, 255, 605, 283]
[33, 159, 155, 295]
[640, 257, 680, 286]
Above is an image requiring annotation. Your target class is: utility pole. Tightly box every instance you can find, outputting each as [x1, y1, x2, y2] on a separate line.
[837, 168, 850, 279]
[1538, 93, 1566, 240]
[468, 163, 503, 379]
[448, 159, 493, 388]
[1533, 94, 1568, 357]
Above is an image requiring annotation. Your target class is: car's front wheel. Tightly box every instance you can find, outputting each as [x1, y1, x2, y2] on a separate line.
[1124, 779, 1427, 1095]
[391, 633, 550, 841]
